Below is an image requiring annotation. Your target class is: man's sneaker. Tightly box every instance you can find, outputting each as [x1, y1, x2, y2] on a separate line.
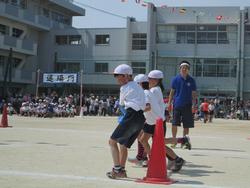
[127, 157, 143, 166]
[106, 168, 127, 179]
[172, 158, 186, 172]
[167, 159, 175, 170]
[183, 136, 192, 150]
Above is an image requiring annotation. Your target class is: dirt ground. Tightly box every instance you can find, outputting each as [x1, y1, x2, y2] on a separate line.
[0, 116, 249, 188]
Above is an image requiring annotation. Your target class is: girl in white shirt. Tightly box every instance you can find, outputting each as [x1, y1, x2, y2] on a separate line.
[144, 70, 186, 172]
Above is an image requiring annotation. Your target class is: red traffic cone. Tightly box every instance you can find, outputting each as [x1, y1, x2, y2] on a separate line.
[136, 118, 175, 185]
[0, 104, 11, 128]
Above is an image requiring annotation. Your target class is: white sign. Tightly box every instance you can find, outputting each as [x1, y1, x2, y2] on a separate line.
[43, 73, 78, 83]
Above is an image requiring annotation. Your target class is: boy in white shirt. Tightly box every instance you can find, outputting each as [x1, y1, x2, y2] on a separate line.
[106, 64, 146, 179]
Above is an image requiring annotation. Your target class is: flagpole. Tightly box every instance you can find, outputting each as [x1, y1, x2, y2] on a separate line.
[36, 69, 40, 99]
[79, 69, 83, 117]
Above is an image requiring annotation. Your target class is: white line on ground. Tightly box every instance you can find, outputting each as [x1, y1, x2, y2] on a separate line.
[0, 170, 231, 188]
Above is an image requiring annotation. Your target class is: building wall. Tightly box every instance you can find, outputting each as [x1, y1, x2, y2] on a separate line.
[2, 2, 250, 99]
[148, 5, 242, 98]
[0, 0, 85, 96]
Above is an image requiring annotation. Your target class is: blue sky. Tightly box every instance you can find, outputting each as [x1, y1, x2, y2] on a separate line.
[72, 0, 250, 28]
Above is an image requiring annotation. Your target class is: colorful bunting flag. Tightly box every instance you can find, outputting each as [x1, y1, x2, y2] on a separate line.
[216, 15, 223, 21]
[179, 8, 186, 14]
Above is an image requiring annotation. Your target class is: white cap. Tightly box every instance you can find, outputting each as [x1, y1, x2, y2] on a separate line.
[134, 74, 148, 83]
[148, 70, 164, 79]
[113, 64, 133, 75]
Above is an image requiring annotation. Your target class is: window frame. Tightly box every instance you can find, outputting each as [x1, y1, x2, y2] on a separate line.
[131, 62, 146, 74]
[95, 62, 109, 73]
[132, 33, 147, 50]
[95, 34, 110, 45]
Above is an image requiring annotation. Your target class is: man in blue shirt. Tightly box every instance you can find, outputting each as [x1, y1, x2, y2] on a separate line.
[168, 61, 197, 149]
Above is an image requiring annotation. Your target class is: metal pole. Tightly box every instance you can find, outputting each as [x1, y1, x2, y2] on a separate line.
[154, 50, 157, 69]
[36, 69, 40, 99]
[79, 69, 83, 117]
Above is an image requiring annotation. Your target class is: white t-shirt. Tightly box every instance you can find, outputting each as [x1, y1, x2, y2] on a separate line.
[119, 81, 145, 111]
[150, 86, 165, 120]
[144, 90, 162, 125]
[208, 104, 215, 111]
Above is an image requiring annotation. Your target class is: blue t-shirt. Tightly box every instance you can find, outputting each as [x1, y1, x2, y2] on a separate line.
[171, 74, 196, 108]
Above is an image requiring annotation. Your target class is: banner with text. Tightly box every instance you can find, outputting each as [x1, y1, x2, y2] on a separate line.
[43, 73, 78, 84]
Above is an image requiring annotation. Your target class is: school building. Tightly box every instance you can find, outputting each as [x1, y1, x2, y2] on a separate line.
[1, 1, 250, 100]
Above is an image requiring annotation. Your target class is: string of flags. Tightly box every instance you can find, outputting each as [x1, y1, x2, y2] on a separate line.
[119, 0, 241, 22]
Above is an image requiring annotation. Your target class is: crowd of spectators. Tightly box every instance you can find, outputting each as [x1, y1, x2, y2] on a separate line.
[0, 92, 250, 120]
[195, 98, 250, 121]
[0, 92, 119, 118]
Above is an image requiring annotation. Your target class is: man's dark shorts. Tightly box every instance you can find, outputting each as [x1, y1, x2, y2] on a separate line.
[110, 108, 145, 148]
[172, 104, 194, 128]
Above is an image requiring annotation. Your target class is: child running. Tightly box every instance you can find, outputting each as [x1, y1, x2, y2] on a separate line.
[128, 72, 191, 171]
[145, 70, 186, 172]
[106, 64, 146, 179]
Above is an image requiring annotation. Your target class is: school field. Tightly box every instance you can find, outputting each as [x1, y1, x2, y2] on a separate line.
[0, 116, 249, 188]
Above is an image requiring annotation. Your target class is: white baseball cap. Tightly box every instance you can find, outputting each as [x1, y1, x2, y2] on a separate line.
[113, 64, 133, 75]
[148, 70, 164, 79]
[134, 74, 148, 83]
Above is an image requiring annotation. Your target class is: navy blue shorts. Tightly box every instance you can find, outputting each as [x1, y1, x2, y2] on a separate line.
[110, 108, 145, 148]
[172, 104, 194, 128]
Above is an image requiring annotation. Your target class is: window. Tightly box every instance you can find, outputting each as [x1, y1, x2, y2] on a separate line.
[197, 25, 217, 44]
[95, 35, 110, 45]
[55, 63, 80, 73]
[43, 8, 50, 18]
[245, 25, 250, 44]
[51, 11, 65, 23]
[19, 0, 26, 9]
[157, 25, 175, 43]
[55, 35, 67, 45]
[176, 25, 195, 44]
[1, 0, 26, 8]
[132, 33, 147, 50]
[194, 58, 236, 78]
[217, 59, 229, 77]
[176, 25, 229, 44]
[63, 17, 71, 25]
[131, 62, 146, 74]
[10, 0, 26, 8]
[95, 63, 108, 73]
[203, 59, 217, 77]
[177, 32, 186, 43]
[12, 28, 23, 38]
[0, 55, 4, 74]
[55, 35, 82, 45]
[69, 35, 81, 45]
[218, 32, 228, 44]
[195, 60, 202, 77]
[11, 0, 18, 6]
[0, 55, 5, 66]
[0, 24, 9, 35]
